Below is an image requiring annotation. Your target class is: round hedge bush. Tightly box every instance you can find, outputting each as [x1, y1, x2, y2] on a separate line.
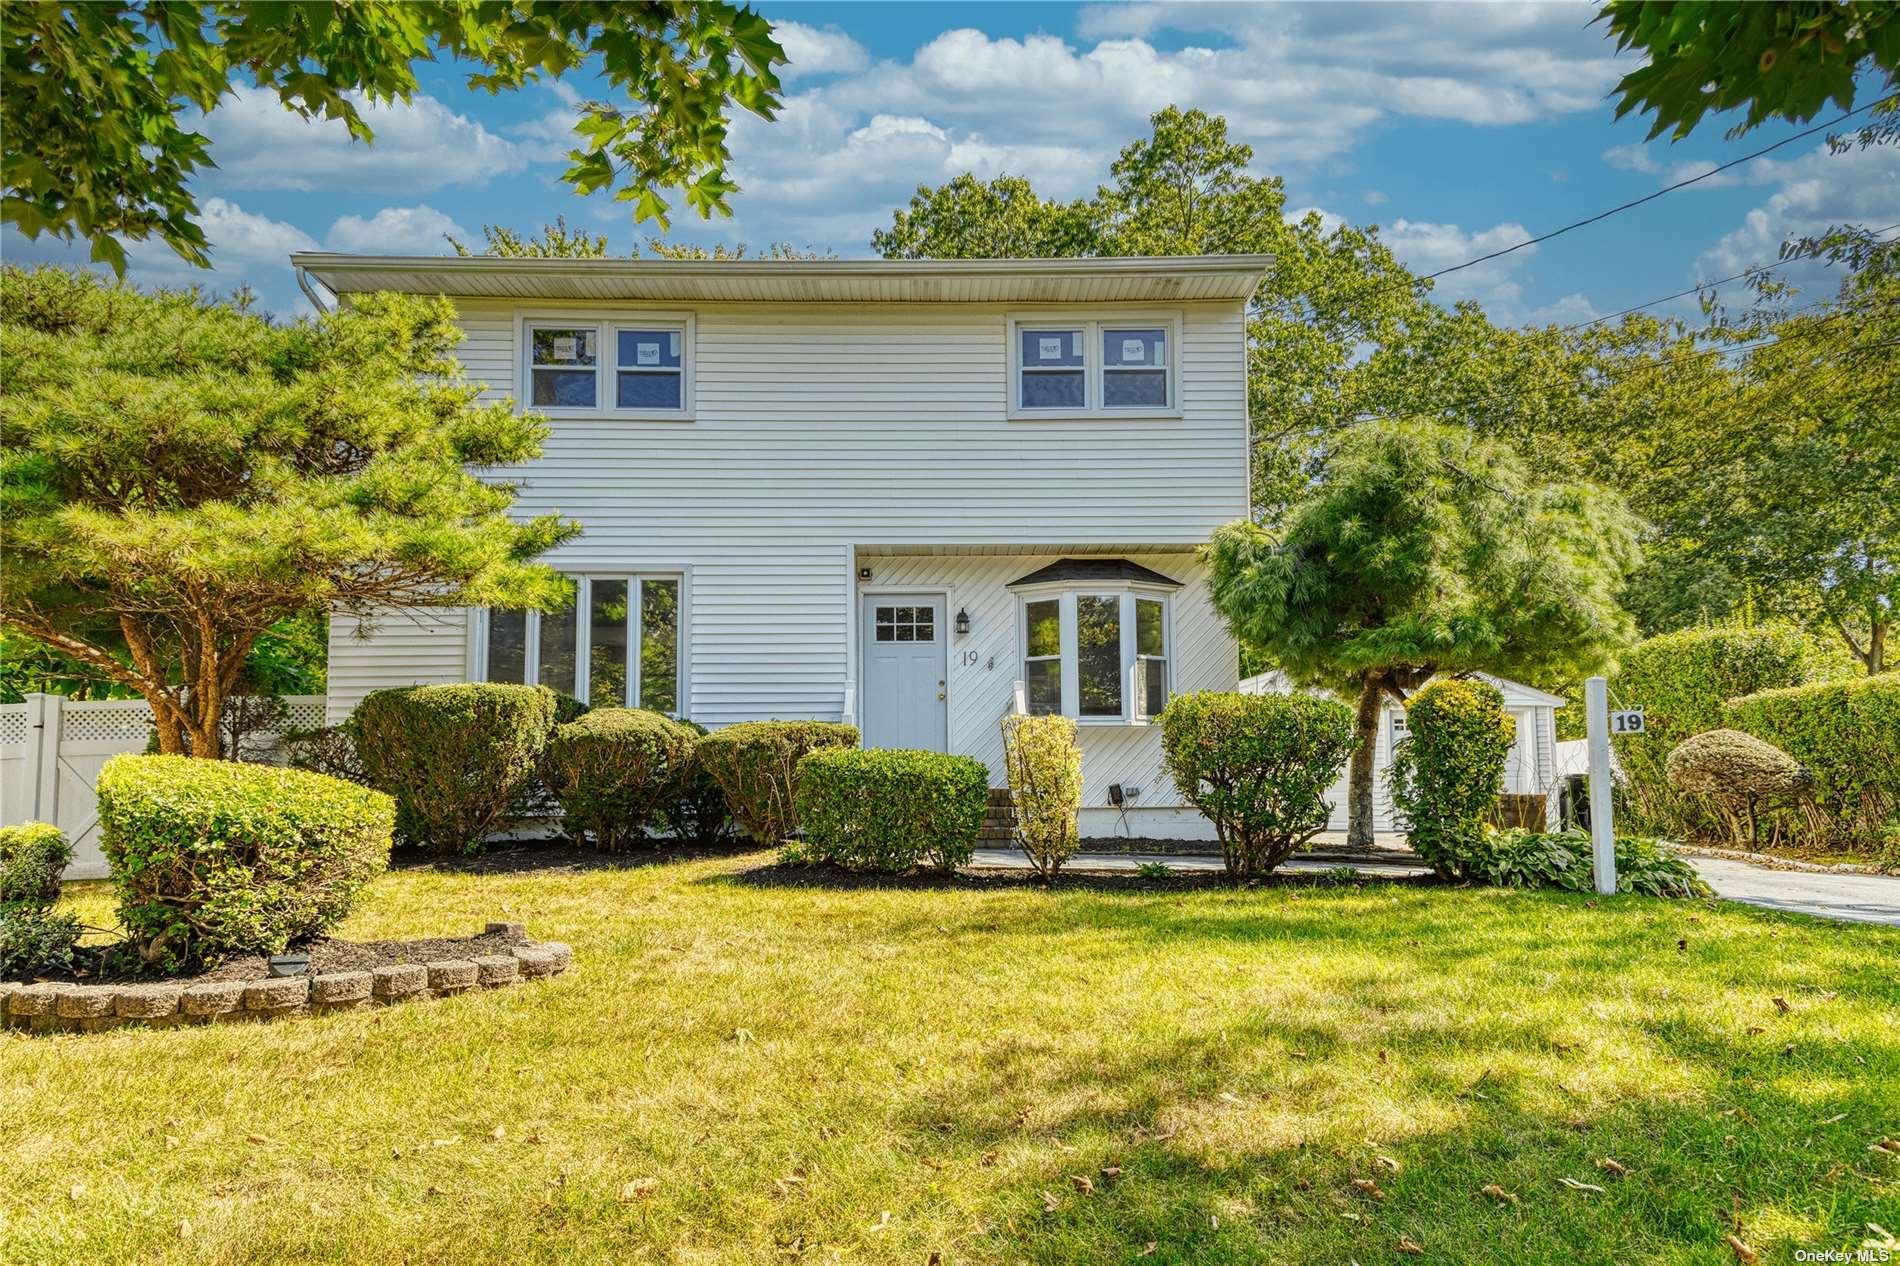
[1159, 691, 1358, 878]
[96, 754, 395, 970]
[793, 747, 989, 873]
[694, 720, 860, 846]
[354, 682, 557, 853]
[549, 708, 698, 850]
[1388, 678, 1515, 880]
[0, 821, 81, 979]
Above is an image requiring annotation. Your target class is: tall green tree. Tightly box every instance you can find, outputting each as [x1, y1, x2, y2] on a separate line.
[0, 266, 577, 756]
[2, 2, 784, 272]
[873, 174, 1098, 260]
[1597, 0, 1898, 139]
[1207, 422, 1642, 847]
[448, 218, 829, 260]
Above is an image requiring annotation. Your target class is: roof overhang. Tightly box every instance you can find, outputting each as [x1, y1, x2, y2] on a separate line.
[289, 253, 1272, 307]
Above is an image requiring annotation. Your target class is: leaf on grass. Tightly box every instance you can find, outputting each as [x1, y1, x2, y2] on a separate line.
[490, 1125, 506, 1141]
[1814, 1113, 1846, 1126]
[1396, 1236, 1425, 1255]
[926, 1253, 941, 1266]
[1290, 1051, 1308, 1060]
[1351, 1178, 1385, 1200]
[427, 1184, 447, 1197]
[163, 1135, 179, 1150]
[619, 1177, 659, 1202]
[918, 1157, 942, 1171]
[1725, 1233, 1758, 1263]
[1558, 1178, 1606, 1194]
[68, 1184, 84, 1201]
[1136, 1244, 1156, 1258]
[1374, 1155, 1401, 1173]
[246, 1133, 269, 1145]
[1772, 997, 1790, 1014]
[1041, 1190, 1060, 1213]
[1596, 1157, 1630, 1176]
[980, 1150, 998, 1167]
[1745, 1026, 1766, 1036]
[177, 1219, 191, 1240]
[1220, 1092, 1245, 1106]
[525, 1131, 549, 1146]
[1069, 1174, 1095, 1195]
[1100, 1166, 1123, 1180]
[867, 1211, 891, 1233]
[1480, 1184, 1519, 1204]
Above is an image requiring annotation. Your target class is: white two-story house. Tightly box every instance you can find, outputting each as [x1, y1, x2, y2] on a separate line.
[292, 252, 1268, 839]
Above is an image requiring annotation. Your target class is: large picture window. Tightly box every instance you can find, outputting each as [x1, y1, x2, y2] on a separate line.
[482, 574, 683, 713]
[1017, 586, 1173, 723]
[520, 315, 693, 419]
[1008, 314, 1179, 418]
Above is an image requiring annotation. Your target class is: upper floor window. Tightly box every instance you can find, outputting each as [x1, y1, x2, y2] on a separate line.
[520, 314, 694, 419]
[481, 573, 683, 715]
[1008, 314, 1180, 419]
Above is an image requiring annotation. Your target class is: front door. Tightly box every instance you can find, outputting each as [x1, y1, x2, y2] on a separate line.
[861, 595, 948, 751]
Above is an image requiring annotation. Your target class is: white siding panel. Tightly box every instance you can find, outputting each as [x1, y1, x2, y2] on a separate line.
[326, 610, 470, 724]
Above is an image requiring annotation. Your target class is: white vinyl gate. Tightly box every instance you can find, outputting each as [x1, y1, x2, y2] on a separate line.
[0, 693, 324, 880]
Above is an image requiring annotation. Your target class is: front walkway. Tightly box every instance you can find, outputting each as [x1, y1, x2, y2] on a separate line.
[971, 848, 1431, 877]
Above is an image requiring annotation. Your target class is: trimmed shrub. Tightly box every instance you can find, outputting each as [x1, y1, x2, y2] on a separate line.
[549, 708, 697, 850]
[354, 683, 557, 852]
[662, 719, 737, 844]
[1470, 827, 1709, 897]
[1611, 625, 1845, 839]
[285, 721, 368, 786]
[695, 720, 859, 846]
[96, 755, 394, 969]
[794, 747, 989, 873]
[1159, 691, 1358, 878]
[1666, 728, 1820, 849]
[0, 821, 70, 907]
[0, 822, 81, 978]
[1000, 714, 1083, 878]
[1724, 674, 1900, 851]
[1389, 678, 1515, 880]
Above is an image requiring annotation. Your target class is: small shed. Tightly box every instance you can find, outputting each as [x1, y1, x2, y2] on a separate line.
[1236, 671, 1565, 834]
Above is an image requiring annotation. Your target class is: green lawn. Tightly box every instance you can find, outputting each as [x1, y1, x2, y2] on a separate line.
[6, 850, 1897, 1265]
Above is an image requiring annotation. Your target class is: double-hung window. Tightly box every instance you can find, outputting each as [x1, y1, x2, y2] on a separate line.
[521, 314, 694, 419]
[482, 574, 684, 714]
[1013, 577, 1176, 723]
[1008, 314, 1180, 418]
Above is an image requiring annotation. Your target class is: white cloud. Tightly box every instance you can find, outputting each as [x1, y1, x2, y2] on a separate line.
[1363, 190, 1390, 206]
[1602, 142, 1741, 188]
[1698, 141, 1900, 294]
[199, 86, 532, 194]
[325, 205, 469, 255]
[776, 22, 870, 79]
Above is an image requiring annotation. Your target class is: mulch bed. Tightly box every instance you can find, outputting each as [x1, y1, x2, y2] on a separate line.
[34, 927, 530, 988]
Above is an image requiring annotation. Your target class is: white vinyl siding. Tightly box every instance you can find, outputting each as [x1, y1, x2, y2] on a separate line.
[329, 300, 1247, 735]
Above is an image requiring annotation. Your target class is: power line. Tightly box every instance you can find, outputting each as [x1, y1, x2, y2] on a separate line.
[1415, 95, 1897, 289]
[1559, 222, 1900, 333]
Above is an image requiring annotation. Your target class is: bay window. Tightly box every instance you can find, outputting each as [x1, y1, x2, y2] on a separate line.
[1013, 565, 1177, 723]
[520, 314, 693, 419]
[481, 574, 683, 714]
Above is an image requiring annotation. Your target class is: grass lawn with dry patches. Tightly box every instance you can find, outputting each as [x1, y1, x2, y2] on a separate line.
[5, 849, 1897, 1265]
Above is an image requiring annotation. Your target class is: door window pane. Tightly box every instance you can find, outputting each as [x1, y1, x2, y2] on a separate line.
[640, 579, 679, 714]
[1077, 595, 1122, 718]
[539, 596, 578, 695]
[589, 580, 629, 707]
[487, 610, 527, 683]
[1140, 657, 1166, 718]
[1135, 598, 1165, 656]
[1135, 596, 1167, 717]
[1025, 600, 1061, 658]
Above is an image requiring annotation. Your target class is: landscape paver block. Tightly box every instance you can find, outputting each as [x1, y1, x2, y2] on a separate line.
[541, 942, 573, 973]
[371, 963, 427, 998]
[8, 983, 58, 1016]
[509, 946, 558, 977]
[55, 986, 114, 1019]
[181, 980, 245, 1016]
[114, 985, 184, 1019]
[472, 955, 519, 986]
[243, 976, 310, 1011]
[310, 971, 373, 1005]
[425, 960, 478, 992]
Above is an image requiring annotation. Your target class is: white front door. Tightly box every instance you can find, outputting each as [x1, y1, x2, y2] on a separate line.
[861, 595, 948, 752]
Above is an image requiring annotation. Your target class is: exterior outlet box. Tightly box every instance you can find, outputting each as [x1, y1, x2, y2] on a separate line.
[1108, 784, 1141, 806]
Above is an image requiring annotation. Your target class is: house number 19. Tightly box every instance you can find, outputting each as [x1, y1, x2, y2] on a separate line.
[959, 650, 981, 666]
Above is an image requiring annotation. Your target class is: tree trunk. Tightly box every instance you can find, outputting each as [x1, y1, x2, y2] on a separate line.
[1346, 672, 1385, 850]
[1869, 619, 1886, 676]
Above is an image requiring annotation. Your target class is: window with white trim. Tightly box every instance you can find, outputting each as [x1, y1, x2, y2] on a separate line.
[1008, 315, 1179, 417]
[521, 316, 693, 418]
[483, 574, 682, 714]
[1018, 588, 1173, 722]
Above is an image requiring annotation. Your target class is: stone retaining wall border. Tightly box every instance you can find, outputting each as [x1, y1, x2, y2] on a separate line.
[1, 924, 571, 1036]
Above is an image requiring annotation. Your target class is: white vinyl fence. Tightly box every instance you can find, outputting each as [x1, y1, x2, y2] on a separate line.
[0, 693, 324, 880]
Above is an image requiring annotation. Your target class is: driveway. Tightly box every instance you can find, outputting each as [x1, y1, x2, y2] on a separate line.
[1688, 855, 1900, 926]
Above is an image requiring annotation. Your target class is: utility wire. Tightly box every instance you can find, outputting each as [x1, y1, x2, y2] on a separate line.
[1558, 222, 1900, 333]
[1415, 95, 1897, 289]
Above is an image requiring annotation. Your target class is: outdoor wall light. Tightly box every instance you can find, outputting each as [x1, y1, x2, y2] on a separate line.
[267, 952, 311, 977]
[954, 607, 970, 636]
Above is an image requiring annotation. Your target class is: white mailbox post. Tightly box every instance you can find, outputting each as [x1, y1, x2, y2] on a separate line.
[1584, 675, 1618, 895]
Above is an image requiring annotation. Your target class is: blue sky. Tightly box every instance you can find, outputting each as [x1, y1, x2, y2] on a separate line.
[7, 1, 1896, 321]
